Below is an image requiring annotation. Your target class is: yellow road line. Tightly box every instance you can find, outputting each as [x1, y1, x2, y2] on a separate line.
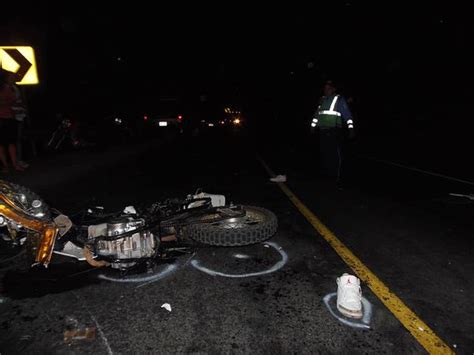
[258, 157, 453, 355]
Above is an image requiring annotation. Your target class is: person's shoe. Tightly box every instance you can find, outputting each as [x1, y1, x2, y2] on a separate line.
[17, 160, 29, 169]
[270, 175, 287, 183]
[336, 273, 363, 319]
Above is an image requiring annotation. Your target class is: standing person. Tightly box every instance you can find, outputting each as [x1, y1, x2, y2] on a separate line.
[310, 80, 354, 186]
[0, 69, 23, 174]
[11, 78, 29, 168]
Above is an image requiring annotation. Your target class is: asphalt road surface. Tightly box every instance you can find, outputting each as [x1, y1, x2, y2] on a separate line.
[0, 130, 472, 354]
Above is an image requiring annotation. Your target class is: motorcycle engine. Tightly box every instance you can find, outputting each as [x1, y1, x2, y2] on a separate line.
[91, 217, 157, 269]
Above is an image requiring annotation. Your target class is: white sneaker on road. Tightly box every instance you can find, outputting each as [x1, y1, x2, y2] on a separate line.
[336, 273, 363, 319]
[270, 175, 287, 183]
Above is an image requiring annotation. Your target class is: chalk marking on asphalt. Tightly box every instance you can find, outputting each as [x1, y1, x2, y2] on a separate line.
[323, 293, 372, 329]
[362, 156, 474, 186]
[72, 291, 113, 355]
[90, 314, 114, 355]
[183, 251, 197, 267]
[257, 156, 453, 355]
[98, 264, 178, 284]
[191, 242, 287, 278]
[134, 264, 180, 289]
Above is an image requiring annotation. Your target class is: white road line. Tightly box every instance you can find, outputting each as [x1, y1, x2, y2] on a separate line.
[363, 156, 474, 186]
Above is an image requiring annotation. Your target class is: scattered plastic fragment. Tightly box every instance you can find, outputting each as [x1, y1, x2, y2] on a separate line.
[64, 328, 96, 343]
[123, 206, 137, 214]
[63, 315, 96, 343]
[233, 253, 251, 259]
[161, 303, 172, 312]
[270, 175, 287, 183]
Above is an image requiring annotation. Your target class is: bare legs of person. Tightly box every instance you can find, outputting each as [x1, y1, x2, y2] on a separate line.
[0, 145, 9, 173]
[8, 144, 24, 171]
[0, 144, 24, 173]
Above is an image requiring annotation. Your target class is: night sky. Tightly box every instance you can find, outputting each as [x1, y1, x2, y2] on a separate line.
[1, 2, 472, 132]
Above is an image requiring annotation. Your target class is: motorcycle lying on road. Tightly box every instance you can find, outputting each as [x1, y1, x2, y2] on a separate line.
[0, 180, 278, 271]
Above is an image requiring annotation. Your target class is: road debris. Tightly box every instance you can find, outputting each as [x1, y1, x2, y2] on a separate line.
[63, 315, 96, 343]
[123, 206, 137, 214]
[270, 175, 287, 183]
[233, 253, 251, 259]
[64, 327, 97, 343]
[161, 303, 172, 312]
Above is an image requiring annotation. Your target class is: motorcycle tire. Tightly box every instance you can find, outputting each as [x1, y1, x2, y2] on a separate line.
[184, 206, 277, 246]
[1, 182, 51, 270]
[1, 181, 51, 221]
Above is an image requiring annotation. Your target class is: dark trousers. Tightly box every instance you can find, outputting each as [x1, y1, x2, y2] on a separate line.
[319, 129, 344, 181]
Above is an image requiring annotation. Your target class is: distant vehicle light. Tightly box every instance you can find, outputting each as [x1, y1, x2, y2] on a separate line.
[208, 123, 214, 127]
[233, 118, 241, 125]
[144, 115, 148, 121]
[114, 118, 122, 124]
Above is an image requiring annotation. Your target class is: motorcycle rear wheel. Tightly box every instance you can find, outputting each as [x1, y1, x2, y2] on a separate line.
[183, 206, 277, 246]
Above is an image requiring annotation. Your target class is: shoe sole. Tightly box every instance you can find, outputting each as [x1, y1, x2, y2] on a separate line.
[337, 303, 363, 319]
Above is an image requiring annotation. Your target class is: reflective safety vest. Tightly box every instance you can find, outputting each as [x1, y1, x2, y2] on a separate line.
[310, 95, 354, 130]
[317, 95, 342, 128]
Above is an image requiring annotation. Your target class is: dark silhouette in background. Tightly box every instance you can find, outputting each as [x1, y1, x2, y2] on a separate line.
[0, 69, 24, 174]
[311, 80, 354, 185]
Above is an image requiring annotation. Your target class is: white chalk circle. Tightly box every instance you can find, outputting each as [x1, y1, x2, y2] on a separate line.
[98, 263, 178, 283]
[191, 241, 288, 278]
[323, 292, 372, 329]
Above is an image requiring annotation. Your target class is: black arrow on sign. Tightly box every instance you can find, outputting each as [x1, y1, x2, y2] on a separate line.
[2, 49, 32, 81]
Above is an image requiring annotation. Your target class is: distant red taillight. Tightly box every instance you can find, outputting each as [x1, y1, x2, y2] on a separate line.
[144, 115, 148, 121]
